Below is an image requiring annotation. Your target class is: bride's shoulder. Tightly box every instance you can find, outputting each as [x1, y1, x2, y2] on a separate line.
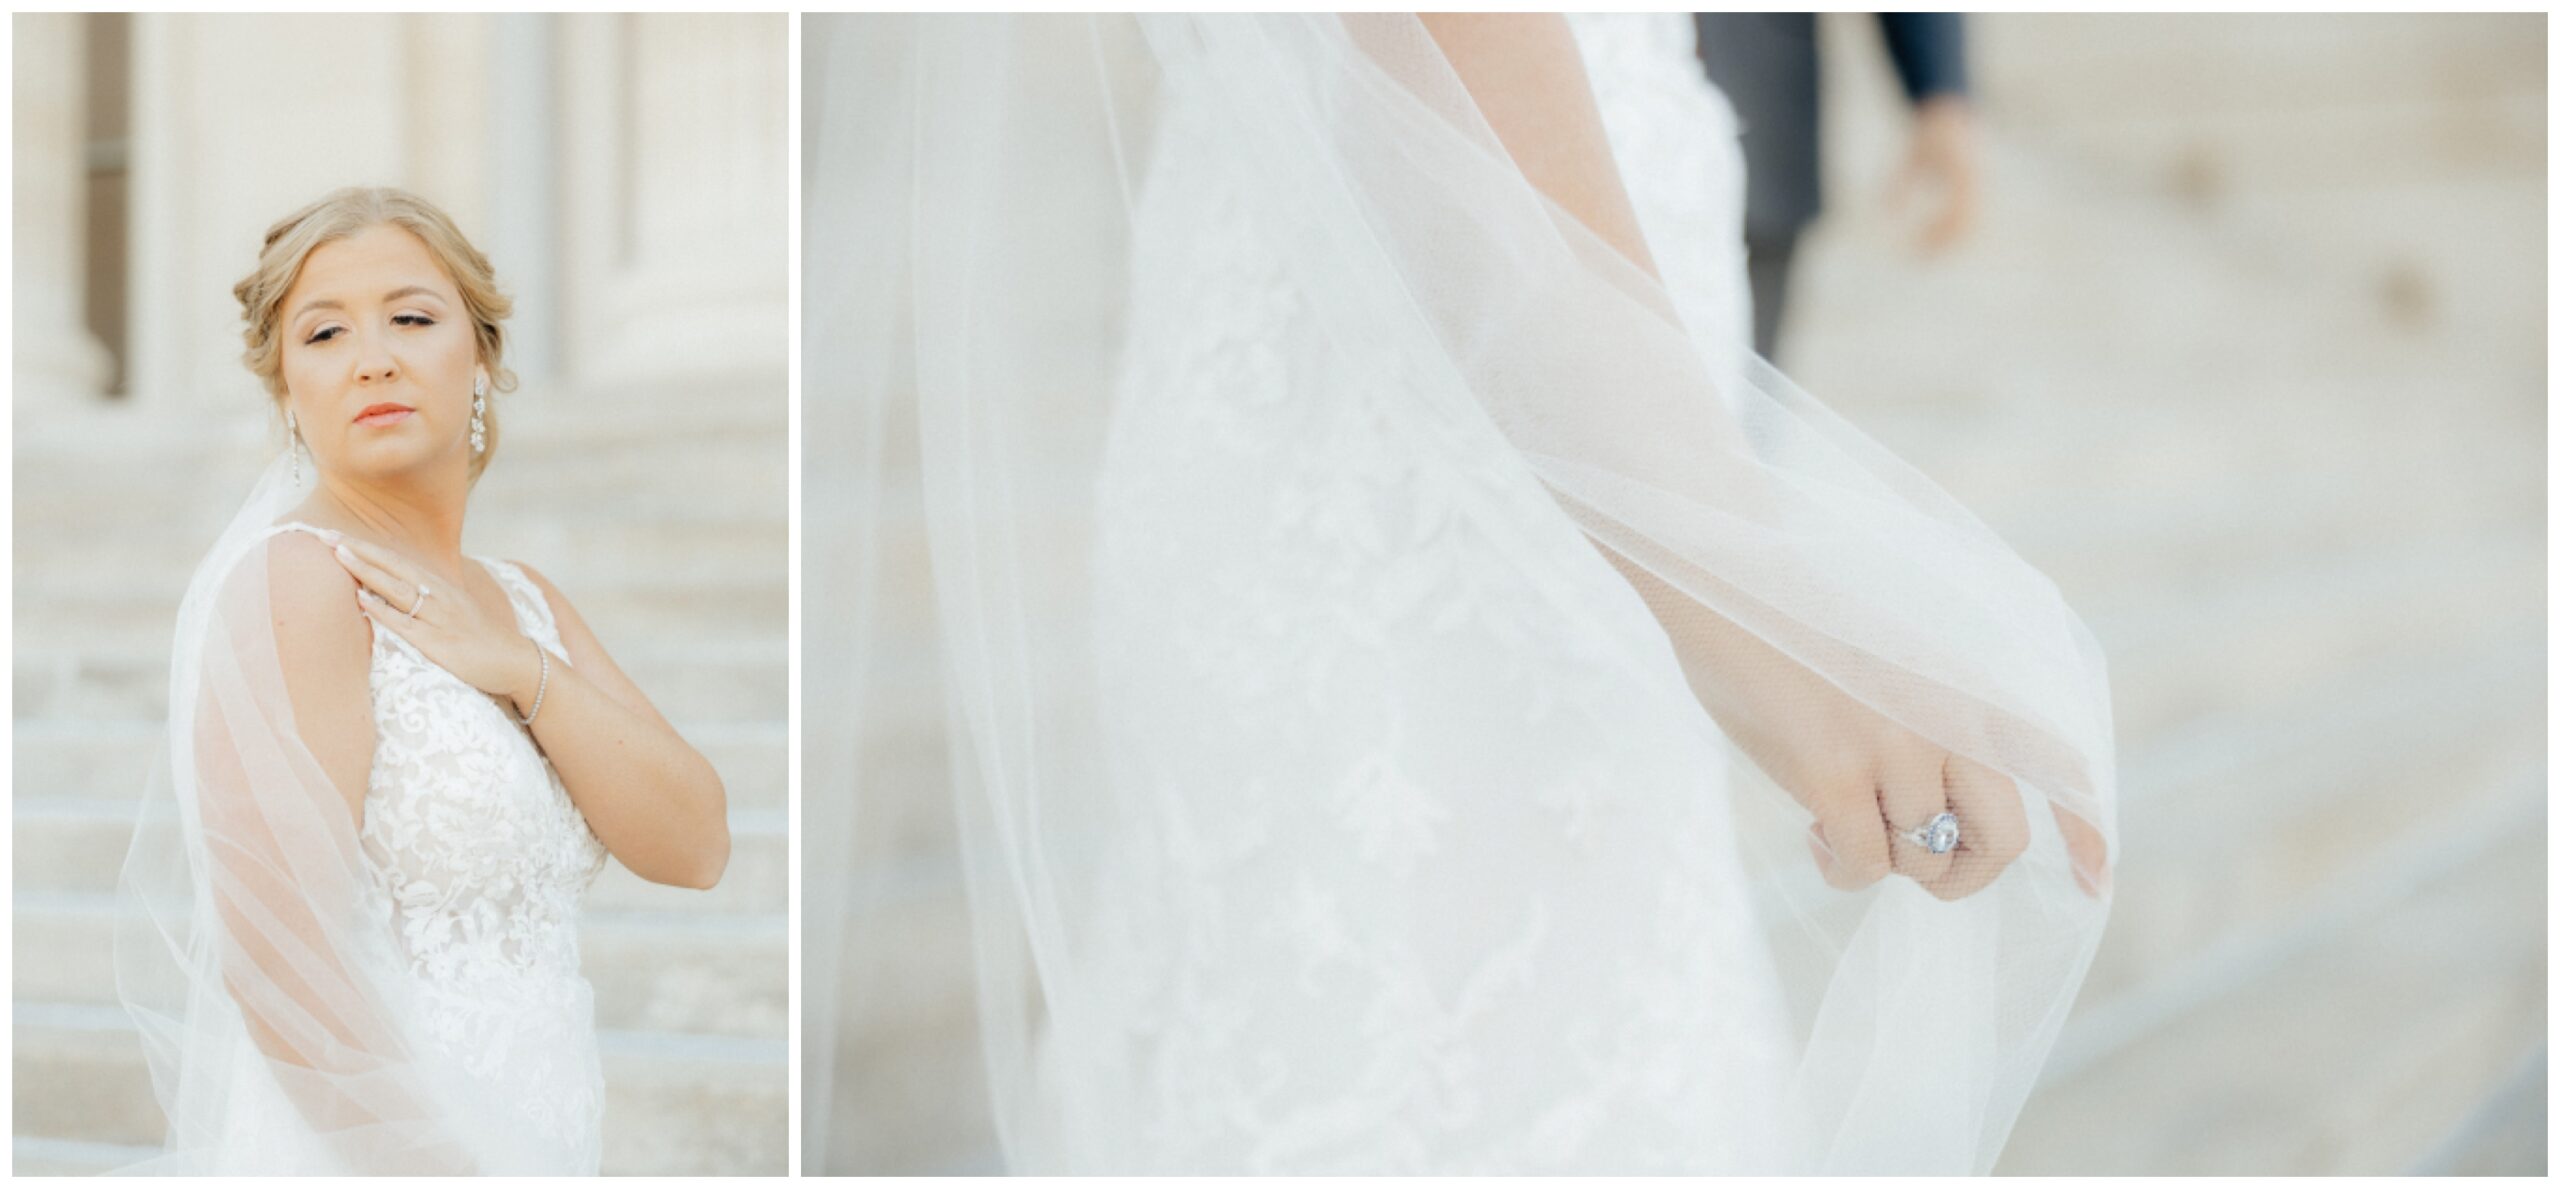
[220, 526, 367, 643]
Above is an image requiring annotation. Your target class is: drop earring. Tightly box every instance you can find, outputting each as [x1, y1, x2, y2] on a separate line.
[286, 407, 302, 483]
[471, 375, 488, 455]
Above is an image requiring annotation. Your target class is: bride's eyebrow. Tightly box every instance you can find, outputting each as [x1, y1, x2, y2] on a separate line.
[290, 286, 446, 323]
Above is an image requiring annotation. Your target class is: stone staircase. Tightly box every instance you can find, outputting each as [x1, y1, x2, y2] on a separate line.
[817, 13, 2545, 1176]
[11, 372, 790, 1174]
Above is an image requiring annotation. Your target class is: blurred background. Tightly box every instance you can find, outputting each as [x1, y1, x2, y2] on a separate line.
[12, 13, 788, 1175]
[1795, 12, 2544, 1175]
[814, 12, 2546, 1175]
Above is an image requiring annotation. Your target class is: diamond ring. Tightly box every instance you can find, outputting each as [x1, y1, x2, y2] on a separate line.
[408, 585, 431, 619]
[1903, 811, 1961, 855]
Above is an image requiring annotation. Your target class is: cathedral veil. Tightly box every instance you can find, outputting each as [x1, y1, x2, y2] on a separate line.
[809, 14, 2116, 1173]
[114, 453, 531, 1173]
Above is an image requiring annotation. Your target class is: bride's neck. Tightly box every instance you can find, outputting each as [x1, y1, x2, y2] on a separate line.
[305, 472, 472, 572]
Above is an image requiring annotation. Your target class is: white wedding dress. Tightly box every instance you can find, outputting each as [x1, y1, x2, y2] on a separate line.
[818, 12, 2115, 1176]
[1039, 14, 1795, 1173]
[210, 524, 608, 1174]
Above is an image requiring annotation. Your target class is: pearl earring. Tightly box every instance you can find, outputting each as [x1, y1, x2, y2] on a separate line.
[471, 375, 488, 455]
[286, 407, 302, 483]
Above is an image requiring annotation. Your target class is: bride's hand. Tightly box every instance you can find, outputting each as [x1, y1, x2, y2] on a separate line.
[1713, 637, 2111, 902]
[1703, 632, 2034, 902]
[1610, 556, 2111, 901]
[332, 538, 543, 713]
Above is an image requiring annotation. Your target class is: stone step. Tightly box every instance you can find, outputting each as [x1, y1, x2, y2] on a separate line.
[818, 1007, 1000, 1175]
[14, 500, 785, 580]
[11, 718, 785, 813]
[2083, 622, 2541, 1006]
[16, 645, 783, 729]
[2083, 529, 2539, 747]
[10, 797, 784, 908]
[1979, 14, 2544, 133]
[14, 395, 785, 596]
[821, 871, 978, 1057]
[10, 1002, 786, 1174]
[16, 445, 786, 557]
[2002, 788, 2543, 1173]
[14, 513, 789, 584]
[14, 892, 785, 1040]
[9, 393, 784, 500]
[10, 495, 790, 584]
[13, 572, 785, 659]
[1998, 88, 2544, 200]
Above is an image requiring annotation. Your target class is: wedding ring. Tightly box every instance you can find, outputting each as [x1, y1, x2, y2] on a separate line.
[407, 585, 431, 619]
[1903, 811, 1961, 856]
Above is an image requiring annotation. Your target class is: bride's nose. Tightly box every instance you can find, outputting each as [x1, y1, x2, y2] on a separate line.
[354, 334, 397, 385]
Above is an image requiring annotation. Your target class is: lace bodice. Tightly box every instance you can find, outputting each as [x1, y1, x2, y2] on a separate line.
[263, 522, 606, 1172]
[355, 552, 607, 988]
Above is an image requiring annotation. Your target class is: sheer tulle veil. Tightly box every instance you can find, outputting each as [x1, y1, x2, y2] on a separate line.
[114, 453, 529, 1173]
[806, 14, 2117, 1173]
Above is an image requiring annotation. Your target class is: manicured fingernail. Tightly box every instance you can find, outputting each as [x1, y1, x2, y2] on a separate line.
[1808, 822, 1834, 861]
[333, 545, 354, 563]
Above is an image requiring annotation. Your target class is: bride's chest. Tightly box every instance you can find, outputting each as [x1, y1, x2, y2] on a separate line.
[360, 635, 607, 901]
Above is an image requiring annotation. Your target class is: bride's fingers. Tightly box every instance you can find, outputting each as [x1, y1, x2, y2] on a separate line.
[333, 535, 415, 580]
[332, 542, 420, 612]
[356, 590, 419, 643]
[2053, 803, 2111, 899]
[1809, 788, 1891, 892]
[1878, 758, 1955, 886]
[1930, 755, 2028, 900]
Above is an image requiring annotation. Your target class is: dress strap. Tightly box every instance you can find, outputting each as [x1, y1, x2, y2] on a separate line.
[260, 519, 345, 545]
[477, 558, 572, 664]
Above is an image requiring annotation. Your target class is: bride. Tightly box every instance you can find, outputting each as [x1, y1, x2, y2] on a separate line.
[115, 187, 731, 1174]
[809, 13, 2116, 1174]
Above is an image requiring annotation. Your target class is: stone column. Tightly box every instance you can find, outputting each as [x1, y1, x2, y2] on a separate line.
[13, 14, 112, 403]
[558, 14, 788, 390]
[487, 12, 561, 385]
[125, 14, 412, 409]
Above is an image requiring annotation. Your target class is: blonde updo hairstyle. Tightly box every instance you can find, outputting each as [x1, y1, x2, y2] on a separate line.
[234, 186, 516, 481]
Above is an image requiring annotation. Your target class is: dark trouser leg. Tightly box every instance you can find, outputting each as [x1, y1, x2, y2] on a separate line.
[1745, 231, 1799, 362]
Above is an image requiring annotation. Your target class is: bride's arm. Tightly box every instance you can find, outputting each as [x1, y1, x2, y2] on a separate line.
[263, 532, 377, 817]
[1418, 13, 2108, 900]
[494, 562, 731, 890]
[195, 535, 472, 1168]
[1418, 14, 1660, 279]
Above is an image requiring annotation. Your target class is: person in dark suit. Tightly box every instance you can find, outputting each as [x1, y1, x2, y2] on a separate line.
[1694, 13, 1978, 361]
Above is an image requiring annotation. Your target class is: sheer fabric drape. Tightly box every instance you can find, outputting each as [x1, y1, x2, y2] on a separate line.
[805, 14, 2116, 1174]
[116, 456, 542, 1173]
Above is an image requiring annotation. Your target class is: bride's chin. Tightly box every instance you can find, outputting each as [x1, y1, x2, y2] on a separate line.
[323, 439, 459, 486]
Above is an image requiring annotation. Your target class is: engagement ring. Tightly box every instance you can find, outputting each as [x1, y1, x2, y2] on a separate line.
[1904, 811, 1960, 855]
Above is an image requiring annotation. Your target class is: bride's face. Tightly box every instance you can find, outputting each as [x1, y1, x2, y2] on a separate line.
[277, 224, 484, 487]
